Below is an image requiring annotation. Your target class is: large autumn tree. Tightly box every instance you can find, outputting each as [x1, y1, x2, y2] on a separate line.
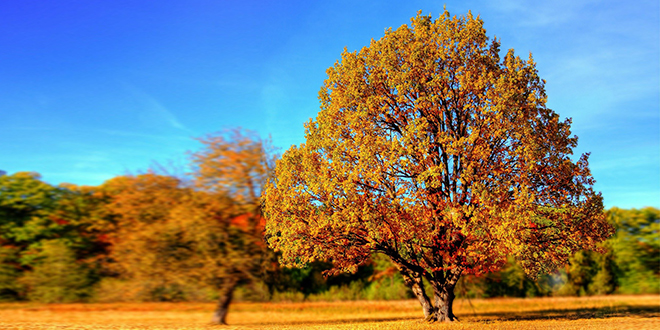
[263, 11, 612, 322]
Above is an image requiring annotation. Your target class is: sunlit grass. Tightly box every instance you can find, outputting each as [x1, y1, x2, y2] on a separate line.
[0, 295, 657, 329]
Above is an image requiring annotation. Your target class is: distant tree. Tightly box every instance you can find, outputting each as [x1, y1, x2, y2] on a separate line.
[53, 183, 113, 266]
[100, 173, 187, 231]
[0, 173, 107, 300]
[99, 173, 194, 301]
[589, 248, 616, 295]
[0, 246, 23, 300]
[190, 128, 277, 324]
[0, 172, 62, 255]
[558, 250, 597, 296]
[191, 128, 275, 216]
[104, 129, 277, 324]
[607, 207, 660, 293]
[264, 11, 612, 322]
[476, 256, 553, 298]
[21, 239, 93, 302]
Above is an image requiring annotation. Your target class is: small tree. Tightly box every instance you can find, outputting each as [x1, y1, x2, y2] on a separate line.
[103, 129, 276, 324]
[191, 128, 277, 324]
[264, 11, 612, 321]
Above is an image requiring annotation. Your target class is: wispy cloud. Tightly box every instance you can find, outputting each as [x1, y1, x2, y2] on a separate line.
[97, 128, 192, 142]
[121, 83, 194, 134]
[490, 1, 660, 134]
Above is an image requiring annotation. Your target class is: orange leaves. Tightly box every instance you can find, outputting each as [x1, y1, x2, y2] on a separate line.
[99, 129, 277, 297]
[191, 128, 275, 215]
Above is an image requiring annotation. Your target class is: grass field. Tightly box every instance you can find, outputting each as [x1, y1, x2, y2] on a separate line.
[0, 295, 657, 329]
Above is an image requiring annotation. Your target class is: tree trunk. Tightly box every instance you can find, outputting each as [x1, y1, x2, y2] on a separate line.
[401, 271, 435, 320]
[432, 282, 458, 322]
[211, 278, 239, 324]
[391, 258, 462, 322]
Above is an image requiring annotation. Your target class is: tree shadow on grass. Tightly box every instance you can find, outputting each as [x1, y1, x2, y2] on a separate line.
[240, 305, 659, 327]
[461, 305, 660, 322]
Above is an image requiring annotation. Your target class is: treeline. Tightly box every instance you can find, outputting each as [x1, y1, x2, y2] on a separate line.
[0, 132, 658, 303]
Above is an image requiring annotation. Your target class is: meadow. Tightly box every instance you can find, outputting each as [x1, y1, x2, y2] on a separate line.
[0, 295, 657, 330]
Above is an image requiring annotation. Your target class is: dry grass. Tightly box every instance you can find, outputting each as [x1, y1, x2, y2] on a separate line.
[0, 295, 657, 329]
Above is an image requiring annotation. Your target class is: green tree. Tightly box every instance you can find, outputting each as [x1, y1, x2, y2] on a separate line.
[589, 248, 616, 295]
[54, 183, 113, 261]
[0, 172, 100, 302]
[0, 172, 63, 255]
[364, 254, 411, 300]
[0, 173, 108, 301]
[21, 239, 93, 302]
[264, 11, 612, 322]
[558, 250, 597, 296]
[607, 207, 659, 293]
[477, 256, 553, 298]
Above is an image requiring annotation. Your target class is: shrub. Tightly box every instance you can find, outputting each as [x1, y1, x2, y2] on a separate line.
[21, 240, 93, 302]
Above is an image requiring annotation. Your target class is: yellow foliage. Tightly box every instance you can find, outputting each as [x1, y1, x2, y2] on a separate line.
[263, 10, 612, 322]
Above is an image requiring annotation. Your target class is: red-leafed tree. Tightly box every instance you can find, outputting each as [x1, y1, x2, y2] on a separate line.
[263, 11, 612, 322]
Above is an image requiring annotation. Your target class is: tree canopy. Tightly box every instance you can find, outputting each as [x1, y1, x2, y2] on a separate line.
[263, 11, 612, 322]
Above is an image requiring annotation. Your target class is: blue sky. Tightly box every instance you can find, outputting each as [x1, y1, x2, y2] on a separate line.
[0, 0, 658, 209]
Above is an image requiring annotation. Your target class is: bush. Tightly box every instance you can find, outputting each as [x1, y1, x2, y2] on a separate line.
[365, 276, 410, 300]
[308, 280, 368, 301]
[21, 240, 93, 303]
[233, 281, 272, 302]
[616, 270, 660, 294]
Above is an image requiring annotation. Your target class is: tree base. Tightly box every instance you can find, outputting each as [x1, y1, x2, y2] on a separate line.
[423, 310, 459, 323]
[425, 316, 459, 323]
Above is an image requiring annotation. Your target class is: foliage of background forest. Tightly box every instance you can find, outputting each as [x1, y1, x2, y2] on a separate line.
[0, 132, 657, 304]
